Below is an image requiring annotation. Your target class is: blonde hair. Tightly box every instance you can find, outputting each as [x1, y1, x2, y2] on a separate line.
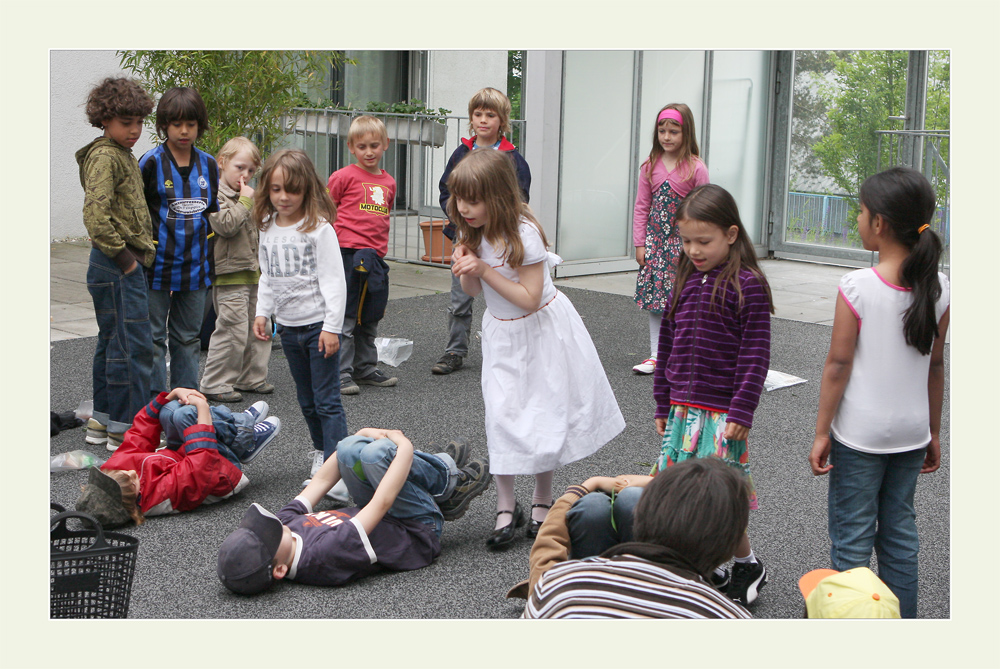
[216, 136, 261, 169]
[253, 149, 336, 234]
[466, 87, 512, 137]
[644, 103, 701, 183]
[105, 470, 145, 526]
[348, 115, 389, 145]
[446, 149, 547, 268]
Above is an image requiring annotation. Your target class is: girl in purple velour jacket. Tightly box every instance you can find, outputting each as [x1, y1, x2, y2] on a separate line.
[652, 183, 774, 607]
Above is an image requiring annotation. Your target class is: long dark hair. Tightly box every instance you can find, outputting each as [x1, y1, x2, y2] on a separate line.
[859, 167, 943, 355]
[667, 184, 774, 319]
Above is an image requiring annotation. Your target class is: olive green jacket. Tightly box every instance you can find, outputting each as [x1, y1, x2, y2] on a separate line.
[76, 137, 155, 271]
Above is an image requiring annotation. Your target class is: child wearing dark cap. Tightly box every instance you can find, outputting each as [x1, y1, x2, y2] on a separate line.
[74, 387, 280, 528]
[217, 430, 491, 594]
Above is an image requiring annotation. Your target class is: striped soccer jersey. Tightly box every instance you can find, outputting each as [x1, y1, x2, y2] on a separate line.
[140, 144, 218, 291]
[524, 555, 752, 619]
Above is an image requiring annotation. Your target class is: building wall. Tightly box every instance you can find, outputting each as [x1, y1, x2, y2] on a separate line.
[425, 51, 508, 124]
[51, 50, 157, 240]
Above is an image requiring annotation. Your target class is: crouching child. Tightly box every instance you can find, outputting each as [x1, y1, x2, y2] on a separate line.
[217, 430, 491, 594]
[74, 387, 281, 527]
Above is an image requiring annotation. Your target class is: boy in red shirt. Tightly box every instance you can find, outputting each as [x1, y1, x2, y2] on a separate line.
[327, 116, 397, 398]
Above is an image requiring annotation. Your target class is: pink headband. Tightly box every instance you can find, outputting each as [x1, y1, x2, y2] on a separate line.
[657, 108, 683, 125]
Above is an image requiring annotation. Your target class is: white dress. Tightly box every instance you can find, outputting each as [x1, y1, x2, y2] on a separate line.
[478, 221, 625, 474]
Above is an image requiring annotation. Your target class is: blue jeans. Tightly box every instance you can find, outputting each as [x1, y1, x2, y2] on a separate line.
[339, 248, 380, 380]
[157, 400, 251, 469]
[336, 435, 458, 538]
[87, 248, 153, 435]
[281, 323, 348, 462]
[828, 436, 926, 618]
[565, 487, 644, 559]
[445, 272, 474, 356]
[148, 286, 208, 394]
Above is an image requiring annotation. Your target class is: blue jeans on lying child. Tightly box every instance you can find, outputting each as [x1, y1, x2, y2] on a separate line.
[335, 435, 459, 538]
[87, 248, 153, 435]
[827, 436, 926, 619]
[565, 487, 644, 559]
[157, 400, 252, 469]
[280, 322, 348, 463]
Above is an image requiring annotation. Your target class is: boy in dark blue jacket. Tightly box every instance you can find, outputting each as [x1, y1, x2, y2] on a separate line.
[431, 87, 531, 375]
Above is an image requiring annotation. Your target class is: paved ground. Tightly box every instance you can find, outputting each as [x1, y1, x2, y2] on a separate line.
[48, 243, 951, 621]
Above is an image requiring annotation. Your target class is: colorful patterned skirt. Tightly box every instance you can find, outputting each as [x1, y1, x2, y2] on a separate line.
[653, 403, 758, 510]
[634, 181, 684, 312]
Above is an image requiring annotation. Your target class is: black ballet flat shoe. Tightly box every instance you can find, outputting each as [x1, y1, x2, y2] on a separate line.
[486, 503, 526, 550]
[526, 503, 552, 540]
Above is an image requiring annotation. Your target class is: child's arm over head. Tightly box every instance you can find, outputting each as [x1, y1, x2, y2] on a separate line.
[351, 431, 415, 535]
[809, 292, 859, 475]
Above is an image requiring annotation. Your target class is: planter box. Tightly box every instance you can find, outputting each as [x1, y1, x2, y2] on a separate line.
[287, 112, 446, 147]
[420, 219, 454, 264]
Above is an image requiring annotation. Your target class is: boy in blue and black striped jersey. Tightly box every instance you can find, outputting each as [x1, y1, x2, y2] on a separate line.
[139, 87, 219, 396]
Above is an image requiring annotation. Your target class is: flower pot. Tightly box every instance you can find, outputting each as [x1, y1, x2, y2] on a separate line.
[420, 219, 454, 264]
[383, 117, 447, 147]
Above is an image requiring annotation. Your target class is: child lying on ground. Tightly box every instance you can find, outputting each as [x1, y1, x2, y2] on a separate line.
[217, 430, 490, 593]
[74, 387, 280, 527]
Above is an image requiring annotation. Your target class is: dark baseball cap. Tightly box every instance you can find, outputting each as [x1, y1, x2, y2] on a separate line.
[217, 503, 284, 595]
[75, 467, 131, 529]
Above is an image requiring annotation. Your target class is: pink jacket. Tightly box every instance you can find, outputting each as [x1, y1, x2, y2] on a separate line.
[632, 157, 709, 247]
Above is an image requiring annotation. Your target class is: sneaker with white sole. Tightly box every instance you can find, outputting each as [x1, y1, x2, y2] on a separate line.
[302, 450, 326, 486]
[710, 567, 731, 592]
[240, 417, 281, 464]
[106, 431, 125, 452]
[442, 437, 471, 469]
[728, 559, 767, 606]
[85, 418, 108, 446]
[325, 478, 350, 504]
[632, 357, 656, 374]
[341, 377, 360, 396]
[356, 369, 398, 387]
[439, 458, 492, 521]
[244, 401, 269, 424]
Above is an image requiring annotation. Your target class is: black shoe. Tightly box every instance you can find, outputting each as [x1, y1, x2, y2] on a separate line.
[486, 502, 526, 549]
[728, 560, 767, 606]
[356, 369, 398, 387]
[525, 503, 552, 540]
[439, 459, 491, 521]
[710, 567, 731, 592]
[432, 353, 464, 375]
[441, 437, 471, 469]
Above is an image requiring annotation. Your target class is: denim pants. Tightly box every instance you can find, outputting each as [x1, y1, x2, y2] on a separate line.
[828, 437, 926, 618]
[445, 272, 474, 356]
[339, 247, 380, 381]
[335, 435, 458, 538]
[87, 248, 153, 435]
[148, 286, 208, 394]
[565, 487, 644, 559]
[157, 400, 251, 469]
[281, 322, 348, 462]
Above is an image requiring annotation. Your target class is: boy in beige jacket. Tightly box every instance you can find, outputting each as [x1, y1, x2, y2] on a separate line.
[201, 137, 273, 403]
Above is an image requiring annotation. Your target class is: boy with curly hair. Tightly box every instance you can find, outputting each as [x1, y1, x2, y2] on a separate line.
[76, 77, 156, 451]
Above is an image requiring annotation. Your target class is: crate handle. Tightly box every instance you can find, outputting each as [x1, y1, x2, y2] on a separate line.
[50, 509, 110, 552]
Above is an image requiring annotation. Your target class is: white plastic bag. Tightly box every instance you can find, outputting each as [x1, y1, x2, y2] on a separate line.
[375, 337, 413, 367]
[75, 399, 94, 421]
[50, 450, 106, 472]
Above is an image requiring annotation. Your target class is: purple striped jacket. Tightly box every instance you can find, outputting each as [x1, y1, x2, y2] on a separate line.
[653, 265, 771, 428]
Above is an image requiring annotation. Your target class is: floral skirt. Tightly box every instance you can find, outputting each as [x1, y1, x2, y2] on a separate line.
[653, 403, 758, 510]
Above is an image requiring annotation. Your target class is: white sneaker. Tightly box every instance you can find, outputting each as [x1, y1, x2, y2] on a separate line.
[326, 478, 350, 504]
[244, 401, 269, 424]
[632, 357, 656, 374]
[302, 450, 325, 487]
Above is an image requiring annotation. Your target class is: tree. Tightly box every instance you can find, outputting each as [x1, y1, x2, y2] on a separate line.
[118, 50, 354, 156]
[812, 50, 909, 202]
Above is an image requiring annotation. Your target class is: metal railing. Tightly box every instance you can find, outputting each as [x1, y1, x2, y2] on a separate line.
[279, 108, 526, 266]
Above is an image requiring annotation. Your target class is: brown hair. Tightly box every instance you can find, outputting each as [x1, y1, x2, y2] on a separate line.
[155, 87, 209, 140]
[643, 103, 701, 183]
[633, 457, 748, 578]
[217, 136, 261, 169]
[446, 149, 547, 268]
[105, 470, 145, 526]
[85, 77, 154, 128]
[467, 87, 512, 137]
[253, 149, 336, 234]
[667, 184, 775, 319]
[347, 115, 389, 145]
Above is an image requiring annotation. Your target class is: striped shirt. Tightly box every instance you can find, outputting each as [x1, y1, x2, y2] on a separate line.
[653, 265, 771, 428]
[139, 144, 218, 291]
[524, 555, 751, 619]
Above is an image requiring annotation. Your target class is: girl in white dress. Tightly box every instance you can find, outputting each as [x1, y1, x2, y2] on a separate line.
[448, 149, 625, 549]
